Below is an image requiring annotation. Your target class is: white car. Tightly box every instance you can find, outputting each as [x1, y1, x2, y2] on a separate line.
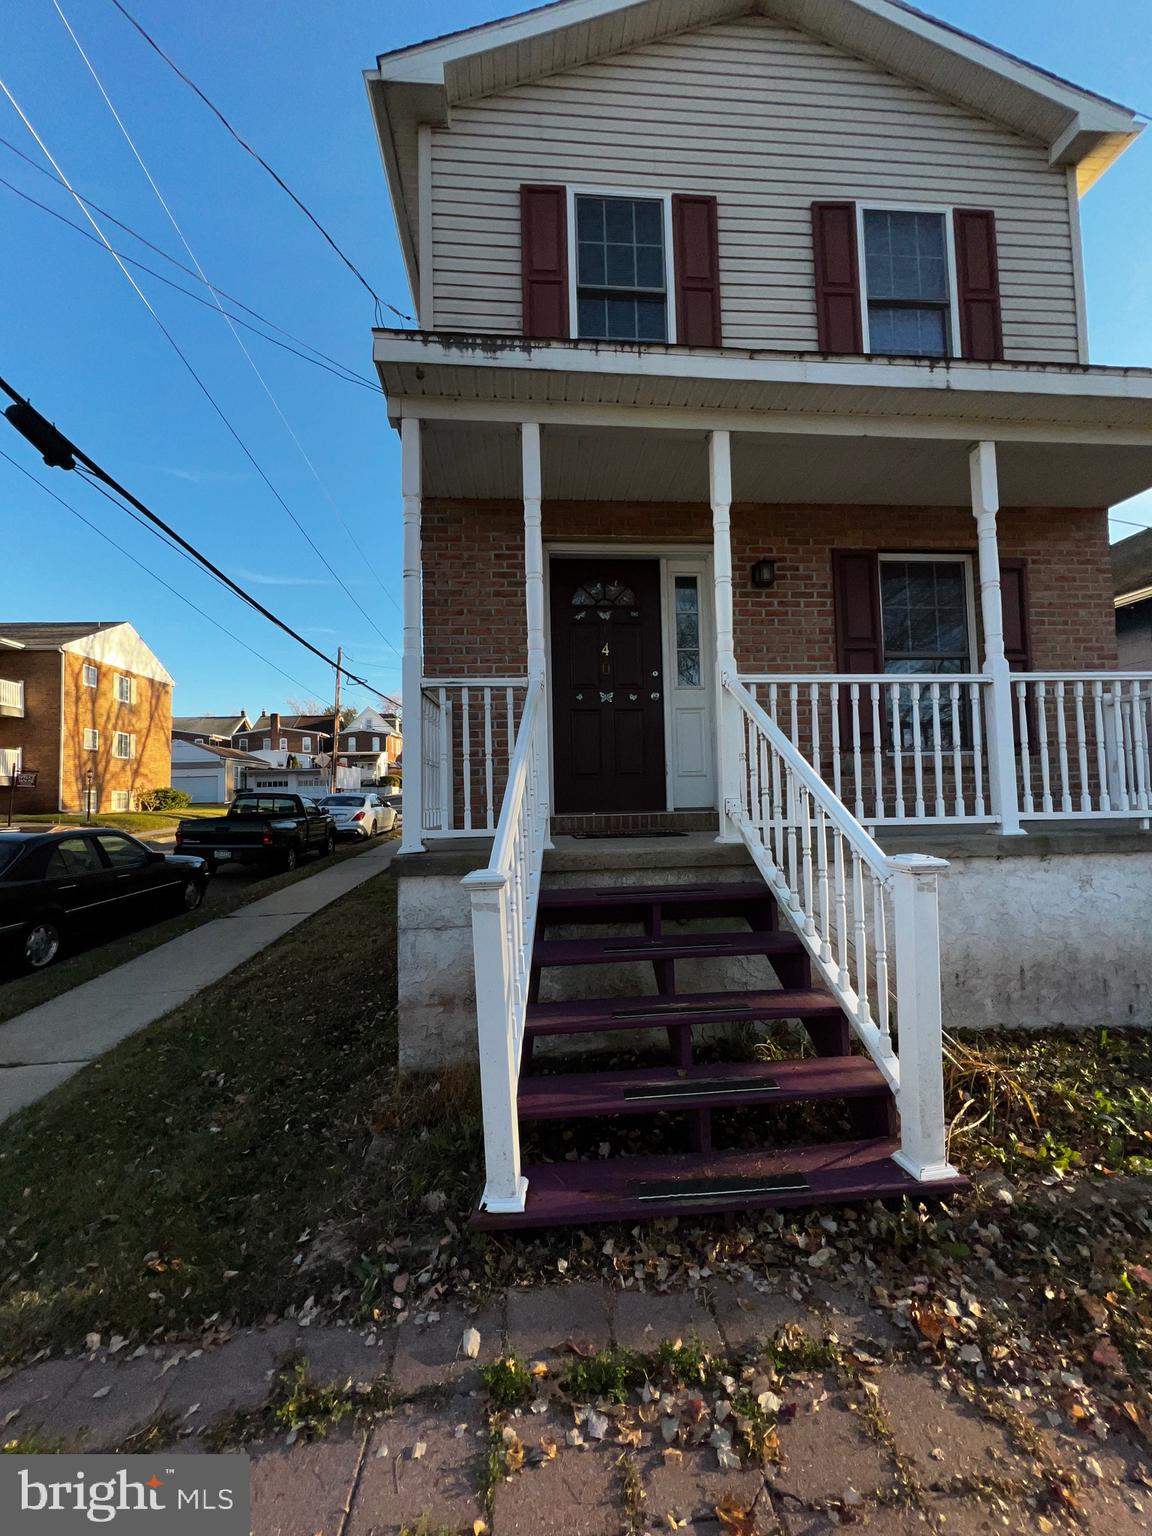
[316, 793, 396, 838]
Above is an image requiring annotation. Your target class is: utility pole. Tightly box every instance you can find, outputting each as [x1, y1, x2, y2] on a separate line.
[330, 645, 342, 792]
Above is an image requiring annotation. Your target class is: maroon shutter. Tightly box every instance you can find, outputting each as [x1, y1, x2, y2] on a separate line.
[520, 184, 569, 340]
[811, 202, 863, 354]
[953, 209, 1004, 362]
[999, 559, 1032, 671]
[832, 550, 883, 741]
[672, 194, 721, 347]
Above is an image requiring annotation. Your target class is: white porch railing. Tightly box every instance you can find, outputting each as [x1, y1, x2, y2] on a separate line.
[1012, 674, 1152, 818]
[724, 676, 956, 1182]
[461, 676, 549, 1214]
[420, 677, 528, 836]
[0, 679, 23, 716]
[741, 674, 995, 826]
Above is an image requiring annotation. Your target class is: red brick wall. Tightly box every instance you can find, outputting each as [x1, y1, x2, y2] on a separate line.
[420, 499, 1116, 676]
[0, 651, 63, 813]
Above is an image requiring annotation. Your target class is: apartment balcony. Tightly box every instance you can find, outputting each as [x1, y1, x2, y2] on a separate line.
[0, 679, 24, 718]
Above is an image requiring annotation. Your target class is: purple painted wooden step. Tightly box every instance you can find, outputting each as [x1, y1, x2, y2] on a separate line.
[534, 931, 804, 967]
[471, 1138, 967, 1229]
[524, 987, 841, 1038]
[518, 1054, 889, 1120]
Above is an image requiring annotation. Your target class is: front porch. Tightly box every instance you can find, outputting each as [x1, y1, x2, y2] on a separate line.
[383, 340, 1152, 1224]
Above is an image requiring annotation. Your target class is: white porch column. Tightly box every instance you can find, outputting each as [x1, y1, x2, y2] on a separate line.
[522, 422, 545, 682]
[970, 441, 1023, 835]
[399, 416, 426, 854]
[710, 429, 742, 842]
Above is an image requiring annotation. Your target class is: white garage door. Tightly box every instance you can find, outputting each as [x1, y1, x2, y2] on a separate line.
[172, 767, 223, 804]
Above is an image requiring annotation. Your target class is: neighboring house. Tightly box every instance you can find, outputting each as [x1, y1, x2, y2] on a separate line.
[242, 712, 333, 768]
[366, 0, 1152, 1224]
[0, 621, 173, 814]
[172, 712, 252, 747]
[241, 763, 356, 794]
[170, 740, 269, 804]
[1112, 529, 1152, 669]
[339, 706, 402, 785]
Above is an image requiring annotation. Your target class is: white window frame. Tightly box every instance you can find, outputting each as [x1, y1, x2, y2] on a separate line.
[82, 663, 98, 689]
[82, 727, 99, 752]
[877, 553, 979, 674]
[301, 736, 312, 752]
[112, 731, 136, 760]
[566, 185, 678, 346]
[856, 202, 962, 361]
[115, 673, 135, 705]
[372, 735, 381, 751]
[262, 737, 272, 750]
[110, 789, 131, 812]
[81, 786, 98, 813]
[279, 735, 289, 750]
[237, 737, 248, 751]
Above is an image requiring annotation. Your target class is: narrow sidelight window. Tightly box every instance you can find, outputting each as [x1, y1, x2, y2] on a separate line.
[575, 195, 667, 342]
[674, 576, 702, 687]
[862, 210, 952, 357]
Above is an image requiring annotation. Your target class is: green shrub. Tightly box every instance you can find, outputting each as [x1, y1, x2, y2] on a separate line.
[137, 787, 193, 812]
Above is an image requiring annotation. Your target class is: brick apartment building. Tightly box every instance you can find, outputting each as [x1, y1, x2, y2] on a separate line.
[0, 622, 174, 815]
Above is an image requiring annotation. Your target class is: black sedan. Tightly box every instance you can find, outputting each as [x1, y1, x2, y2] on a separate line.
[0, 828, 210, 972]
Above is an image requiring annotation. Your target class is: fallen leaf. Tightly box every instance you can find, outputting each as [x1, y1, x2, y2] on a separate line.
[472, 1522, 489, 1536]
[412, 1441, 427, 1460]
[715, 1492, 754, 1535]
[1092, 1340, 1124, 1372]
[91, 1386, 111, 1400]
[461, 1327, 481, 1360]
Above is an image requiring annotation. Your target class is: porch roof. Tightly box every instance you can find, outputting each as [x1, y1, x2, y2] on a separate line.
[377, 332, 1152, 508]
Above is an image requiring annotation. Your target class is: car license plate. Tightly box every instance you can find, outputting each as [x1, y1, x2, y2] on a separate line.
[214, 849, 232, 861]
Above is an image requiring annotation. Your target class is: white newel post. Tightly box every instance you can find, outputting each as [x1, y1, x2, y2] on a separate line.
[970, 441, 1023, 836]
[462, 868, 528, 1212]
[889, 853, 956, 1182]
[710, 429, 742, 842]
[400, 416, 425, 854]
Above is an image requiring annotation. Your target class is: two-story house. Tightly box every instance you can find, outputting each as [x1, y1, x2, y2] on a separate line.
[240, 712, 333, 768]
[0, 622, 173, 814]
[172, 712, 253, 747]
[339, 706, 402, 785]
[366, 0, 1152, 1227]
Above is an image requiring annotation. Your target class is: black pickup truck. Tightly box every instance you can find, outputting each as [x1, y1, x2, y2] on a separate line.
[176, 792, 336, 873]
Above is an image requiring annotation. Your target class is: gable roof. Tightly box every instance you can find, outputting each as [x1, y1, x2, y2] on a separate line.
[173, 714, 250, 738]
[1113, 529, 1152, 605]
[171, 741, 269, 765]
[248, 713, 334, 734]
[367, 0, 1141, 299]
[0, 621, 122, 649]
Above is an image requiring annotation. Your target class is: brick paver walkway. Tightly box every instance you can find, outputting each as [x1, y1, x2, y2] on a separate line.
[1, 1277, 1147, 1533]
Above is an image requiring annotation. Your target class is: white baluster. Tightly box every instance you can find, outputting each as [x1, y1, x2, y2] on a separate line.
[1036, 680, 1053, 814]
[930, 682, 945, 818]
[872, 871, 891, 1056]
[1054, 681, 1071, 814]
[461, 687, 473, 831]
[833, 830, 850, 990]
[831, 682, 843, 801]
[1093, 681, 1110, 812]
[1074, 681, 1090, 814]
[1131, 681, 1150, 811]
[850, 682, 864, 819]
[800, 786, 815, 936]
[810, 682, 821, 781]
[970, 682, 986, 817]
[949, 681, 964, 817]
[890, 683, 906, 820]
[871, 682, 884, 820]
[1017, 680, 1034, 815]
[815, 804, 832, 963]
[911, 682, 925, 820]
[483, 688, 495, 830]
[852, 849, 871, 1025]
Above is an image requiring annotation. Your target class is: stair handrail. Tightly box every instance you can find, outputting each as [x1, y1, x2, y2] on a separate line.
[461, 674, 548, 1214]
[723, 675, 956, 1183]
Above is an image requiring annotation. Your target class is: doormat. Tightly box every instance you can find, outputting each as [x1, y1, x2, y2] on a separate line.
[570, 830, 689, 839]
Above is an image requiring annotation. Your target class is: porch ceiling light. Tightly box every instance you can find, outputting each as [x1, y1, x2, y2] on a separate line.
[750, 558, 777, 589]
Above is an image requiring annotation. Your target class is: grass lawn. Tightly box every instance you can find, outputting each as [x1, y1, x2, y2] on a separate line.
[0, 838, 385, 1026]
[13, 808, 229, 833]
[1, 870, 1152, 1440]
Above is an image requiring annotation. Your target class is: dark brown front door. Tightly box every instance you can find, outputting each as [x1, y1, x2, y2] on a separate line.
[550, 558, 666, 813]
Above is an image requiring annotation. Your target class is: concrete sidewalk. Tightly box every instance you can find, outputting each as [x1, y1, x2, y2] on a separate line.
[0, 840, 396, 1123]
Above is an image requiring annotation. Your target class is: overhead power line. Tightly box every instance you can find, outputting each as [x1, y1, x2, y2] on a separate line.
[52, 0, 403, 619]
[0, 132, 377, 385]
[0, 445, 332, 700]
[107, 0, 413, 325]
[0, 373, 400, 707]
[0, 67, 402, 657]
[0, 174, 376, 391]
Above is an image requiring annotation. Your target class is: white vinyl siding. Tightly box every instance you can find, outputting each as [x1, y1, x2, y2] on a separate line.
[429, 16, 1081, 362]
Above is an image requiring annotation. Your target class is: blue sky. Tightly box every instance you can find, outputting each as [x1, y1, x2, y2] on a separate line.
[2, 1, 1150, 716]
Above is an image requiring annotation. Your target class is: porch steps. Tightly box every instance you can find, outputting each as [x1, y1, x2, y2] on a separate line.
[472, 1137, 961, 1230]
[517, 1054, 890, 1120]
[523, 988, 843, 1039]
[474, 877, 964, 1229]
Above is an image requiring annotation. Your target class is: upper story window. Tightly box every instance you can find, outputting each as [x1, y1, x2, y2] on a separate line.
[279, 735, 289, 750]
[115, 673, 135, 705]
[574, 195, 668, 343]
[82, 663, 98, 689]
[861, 210, 954, 358]
[302, 736, 312, 752]
[237, 737, 248, 751]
